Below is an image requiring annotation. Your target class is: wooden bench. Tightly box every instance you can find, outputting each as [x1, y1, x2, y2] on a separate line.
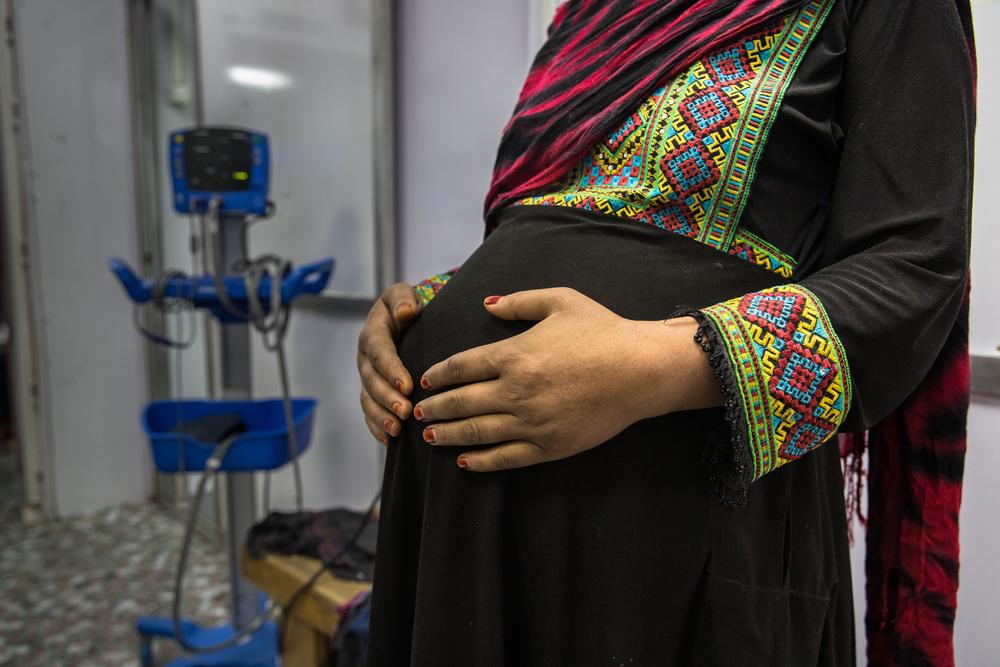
[242, 550, 371, 667]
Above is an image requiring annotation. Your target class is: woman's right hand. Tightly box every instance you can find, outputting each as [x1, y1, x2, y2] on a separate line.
[358, 282, 423, 445]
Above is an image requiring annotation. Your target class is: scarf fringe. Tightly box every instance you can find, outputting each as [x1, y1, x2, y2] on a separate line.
[839, 431, 867, 545]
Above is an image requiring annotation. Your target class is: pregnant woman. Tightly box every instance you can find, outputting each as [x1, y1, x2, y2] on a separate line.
[357, 0, 976, 664]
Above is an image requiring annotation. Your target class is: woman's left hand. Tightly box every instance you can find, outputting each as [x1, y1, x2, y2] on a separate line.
[412, 287, 720, 472]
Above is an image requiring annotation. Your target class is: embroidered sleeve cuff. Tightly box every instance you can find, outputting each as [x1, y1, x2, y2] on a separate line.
[693, 284, 852, 504]
[413, 268, 459, 306]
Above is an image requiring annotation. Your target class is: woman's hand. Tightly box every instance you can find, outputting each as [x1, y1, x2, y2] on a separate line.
[357, 282, 424, 445]
[412, 287, 722, 471]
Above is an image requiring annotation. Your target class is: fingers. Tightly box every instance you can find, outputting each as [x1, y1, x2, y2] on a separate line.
[455, 441, 548, 472]
[382, 282, 422, 328]
[420, 342, 504, 390]
[482, 287, 578, 321]
[358, 354, 410, 420]
[364, 414, 389, 446]
[421, 413, 525, 447]
[413, 381, 504, 422]
[357, 281, 427, 446]
[359, 299, 415, 396]
[360, 387, 399, 445]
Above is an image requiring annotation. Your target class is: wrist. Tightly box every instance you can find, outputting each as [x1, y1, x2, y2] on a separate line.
[628, 316, 723, 419]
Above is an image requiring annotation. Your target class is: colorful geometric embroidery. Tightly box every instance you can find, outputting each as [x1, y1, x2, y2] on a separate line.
[414, 271, 455, 306]
[729, 229, 796, 278]
[700, 284, 851, 480]
[512, 0, 832, 278]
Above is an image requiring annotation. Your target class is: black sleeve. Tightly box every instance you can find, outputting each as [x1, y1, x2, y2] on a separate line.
[693, 0, 975, 498]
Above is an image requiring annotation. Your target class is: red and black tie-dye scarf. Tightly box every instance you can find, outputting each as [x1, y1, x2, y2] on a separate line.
[483, 1, 977, 665]
[843, 286, 972, 667]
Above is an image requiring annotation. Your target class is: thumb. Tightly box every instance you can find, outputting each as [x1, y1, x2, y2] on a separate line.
[383, 282, 422, 329]
[483, 287, 575, 321]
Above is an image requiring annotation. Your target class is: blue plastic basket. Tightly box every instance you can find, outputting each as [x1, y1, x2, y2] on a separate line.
[142, 398, 317, 473]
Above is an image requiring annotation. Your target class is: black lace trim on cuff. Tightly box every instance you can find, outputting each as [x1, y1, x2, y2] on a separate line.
[674, 309, 753, 508]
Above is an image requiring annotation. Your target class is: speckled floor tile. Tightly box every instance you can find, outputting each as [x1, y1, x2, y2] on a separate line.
[0, 459, 229, 667]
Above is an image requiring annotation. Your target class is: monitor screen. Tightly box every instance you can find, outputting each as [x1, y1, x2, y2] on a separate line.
[183, 128, 254, 192]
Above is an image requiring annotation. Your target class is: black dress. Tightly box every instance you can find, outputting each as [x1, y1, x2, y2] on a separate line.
[368, 1, 974, 664]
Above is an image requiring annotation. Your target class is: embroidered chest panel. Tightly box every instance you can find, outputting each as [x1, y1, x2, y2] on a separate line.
[513, 0, 833, 279]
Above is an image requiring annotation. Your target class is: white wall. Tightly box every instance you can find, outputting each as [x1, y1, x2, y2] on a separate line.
[957, 400, 1000, 663]
[396, 0, 534, 283]
[13, 0, 150, 515]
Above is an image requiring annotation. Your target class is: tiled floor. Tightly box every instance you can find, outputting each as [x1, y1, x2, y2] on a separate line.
[0, 453, 230, 667]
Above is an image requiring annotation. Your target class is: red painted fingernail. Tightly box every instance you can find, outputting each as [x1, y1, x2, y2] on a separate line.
[420, 376, 431, 390]
[383, 419, 394, 433]
[423, 427, 436, 443]
[484, 295, 503, 305]
[394, 379, 404, 392]
[376, 434, 387, 446]
[413, 406, 425, 420]
[392, 402, 403, 417]
[457, 456, 471, 470]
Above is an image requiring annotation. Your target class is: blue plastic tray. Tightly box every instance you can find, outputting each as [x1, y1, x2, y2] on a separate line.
[108, 257, 334, 323]
[142, 398, 317, 473]
[137, 616, 277, 667]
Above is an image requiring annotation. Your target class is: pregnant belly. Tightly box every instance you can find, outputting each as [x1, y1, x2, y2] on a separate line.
[398, 204, 779, 384]
[391, 203, 783, 537]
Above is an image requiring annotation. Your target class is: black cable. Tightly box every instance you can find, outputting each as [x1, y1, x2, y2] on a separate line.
[276, 487, 381, 654]
[134, 203, 307, 652]
[170, 433, 276, 653]
[208, 203, 301, 509]
[132, 269, 197, 349]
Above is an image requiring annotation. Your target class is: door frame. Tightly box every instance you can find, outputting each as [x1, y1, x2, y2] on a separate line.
[0, 0, 54, 521]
